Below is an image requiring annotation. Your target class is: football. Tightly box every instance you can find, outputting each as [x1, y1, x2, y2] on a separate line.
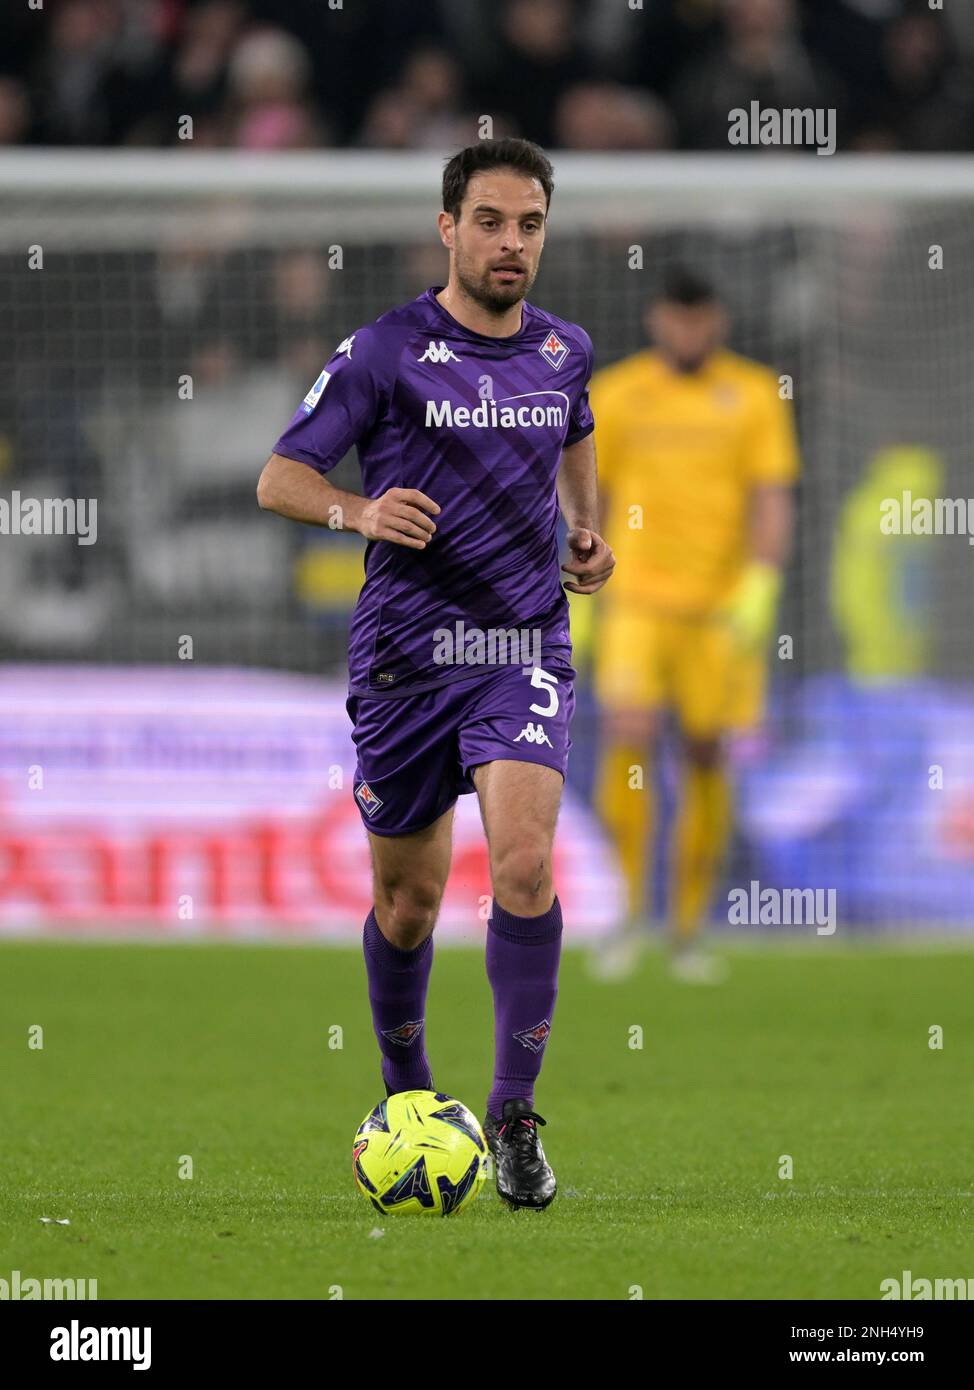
[353, 1090, 489, 1216]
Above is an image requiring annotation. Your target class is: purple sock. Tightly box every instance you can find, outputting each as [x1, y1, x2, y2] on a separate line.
[486, 895, 563, 1120]
[363, 908, 434, 1094]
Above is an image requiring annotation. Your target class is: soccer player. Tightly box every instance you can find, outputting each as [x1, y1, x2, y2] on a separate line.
[590, 269, 798, 983]
[257, 139, 613, 1209]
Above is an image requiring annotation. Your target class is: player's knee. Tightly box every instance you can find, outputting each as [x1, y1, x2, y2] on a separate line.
[491, 842, 553, 915]
[374, 878, 442, 947]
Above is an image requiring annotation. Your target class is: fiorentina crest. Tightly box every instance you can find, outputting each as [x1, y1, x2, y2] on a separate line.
[355, 781, 384, 815]
[539, 331, 570, 370]
[381, 1019, 425, 1047]
[514, 1018, 551, 1053]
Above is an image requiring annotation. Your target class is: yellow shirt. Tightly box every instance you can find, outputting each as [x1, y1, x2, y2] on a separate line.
[591, 349, 800, 614]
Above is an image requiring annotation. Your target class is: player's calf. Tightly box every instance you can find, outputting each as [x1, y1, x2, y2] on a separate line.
[362, 816, 453, 1095]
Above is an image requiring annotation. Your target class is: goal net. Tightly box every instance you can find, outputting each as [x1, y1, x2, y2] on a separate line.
[2, 152, 971, 672]
[1, 150, 972, 930]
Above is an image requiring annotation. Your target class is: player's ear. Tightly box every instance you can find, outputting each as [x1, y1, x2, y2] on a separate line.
[437, 210, 455, 250]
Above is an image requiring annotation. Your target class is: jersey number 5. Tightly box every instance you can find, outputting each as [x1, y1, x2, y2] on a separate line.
[527, 666, 559, 718]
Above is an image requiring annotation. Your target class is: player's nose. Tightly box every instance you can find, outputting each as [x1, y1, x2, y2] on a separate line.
[499, 223, 524, 252]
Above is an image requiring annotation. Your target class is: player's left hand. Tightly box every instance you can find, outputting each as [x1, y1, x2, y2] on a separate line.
[561, 529, 615, 594]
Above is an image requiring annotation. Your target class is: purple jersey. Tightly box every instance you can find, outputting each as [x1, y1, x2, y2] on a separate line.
[273, 286, 595, 697]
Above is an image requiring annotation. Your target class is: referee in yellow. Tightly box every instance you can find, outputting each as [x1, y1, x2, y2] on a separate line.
[589, 268, 799, 982]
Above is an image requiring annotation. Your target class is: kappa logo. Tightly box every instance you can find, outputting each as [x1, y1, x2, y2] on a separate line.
[514, 721, 553, 747]
[381, 1019, 425, 1047]
[355, 781, 384, 815]
[418, 339, 462, 364]
[336, 335, 355, 359]
[514, 1018, 551, 1054]
[539, 330, 570, 370]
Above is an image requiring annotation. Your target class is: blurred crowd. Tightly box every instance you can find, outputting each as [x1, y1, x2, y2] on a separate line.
[3, 0, 974, 155]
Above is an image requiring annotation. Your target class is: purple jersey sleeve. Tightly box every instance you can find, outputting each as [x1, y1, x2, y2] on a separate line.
[273, 328, 387, 474]
[565, 331, 595, 447]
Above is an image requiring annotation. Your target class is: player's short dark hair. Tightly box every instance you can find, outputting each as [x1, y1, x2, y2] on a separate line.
[441, 139, 555, 221]
[657, 266, 719, 307]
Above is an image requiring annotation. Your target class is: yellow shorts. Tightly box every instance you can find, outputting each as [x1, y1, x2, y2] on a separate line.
[593, 604, 767, 737]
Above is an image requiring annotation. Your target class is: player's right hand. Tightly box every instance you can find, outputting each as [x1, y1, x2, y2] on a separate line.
[715, 560, 782, 650]
[358, 488, 440, 549]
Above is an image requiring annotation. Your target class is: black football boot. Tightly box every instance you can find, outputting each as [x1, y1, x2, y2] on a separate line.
[482, 1098, 556, 1210]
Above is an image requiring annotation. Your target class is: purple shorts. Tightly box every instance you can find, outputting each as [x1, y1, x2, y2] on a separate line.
[346, 658, 575, 836]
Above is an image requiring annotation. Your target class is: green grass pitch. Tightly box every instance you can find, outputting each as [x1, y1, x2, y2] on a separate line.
[1, 939, 972, 1300]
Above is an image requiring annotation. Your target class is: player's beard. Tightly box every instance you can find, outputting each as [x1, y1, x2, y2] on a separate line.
[665, 340, 719, 374]
[453, 245, 538, 316]
[671, 352, 710, 374]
